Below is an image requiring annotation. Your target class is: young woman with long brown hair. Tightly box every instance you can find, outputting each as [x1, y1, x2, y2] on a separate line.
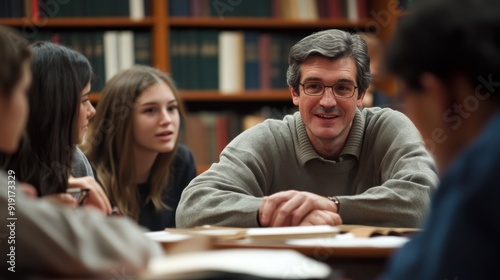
[84, 65, 197, 230]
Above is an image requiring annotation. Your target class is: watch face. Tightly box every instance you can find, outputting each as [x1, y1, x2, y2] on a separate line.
[327, 196, 340, 211]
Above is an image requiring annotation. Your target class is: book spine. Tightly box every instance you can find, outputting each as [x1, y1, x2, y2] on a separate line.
[134, 32, 152, 66]
[129, 0, 145, 19]
[169, 0, 190, 16]
[218, 31, 244, 94]
[31, 0, 39, 20]
[198, 30, 219, 90]
[244, 31, 260, 90]
[118, 31, 135, 71]
[258, 33, 272, 90]
[104, 31, 119, 82]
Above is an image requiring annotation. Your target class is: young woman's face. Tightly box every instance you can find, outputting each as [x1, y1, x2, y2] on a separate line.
[132, 80, 180, 156]
[76, 82, 96, 144]
[0, 61, 31, 153]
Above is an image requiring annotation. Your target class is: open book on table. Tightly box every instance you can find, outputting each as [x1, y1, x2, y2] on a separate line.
[158, 224, 418, 242]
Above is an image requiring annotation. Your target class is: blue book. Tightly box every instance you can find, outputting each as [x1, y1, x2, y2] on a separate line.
[244, 31, 260, 90]
[169, 0, 190, 16]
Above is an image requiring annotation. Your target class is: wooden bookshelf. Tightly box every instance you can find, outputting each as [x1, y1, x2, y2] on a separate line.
[0, 18, 154, 27]
[0, 0, 399, 98]
[180, 90, 291, 102]
[1, 0, 400, 171]
[169, 17, 372, 29]
[90, 90, 291, 103]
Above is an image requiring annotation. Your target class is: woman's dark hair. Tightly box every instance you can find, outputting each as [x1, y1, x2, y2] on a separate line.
[0, 25, 31, 98]
[386, 0, 500, 92]
[0, 42, 93, 195]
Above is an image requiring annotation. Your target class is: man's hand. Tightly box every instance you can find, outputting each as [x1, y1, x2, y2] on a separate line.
[299, 209, 342, 226]
[68, 176, 112, 215]
[258, 190, 339, 227]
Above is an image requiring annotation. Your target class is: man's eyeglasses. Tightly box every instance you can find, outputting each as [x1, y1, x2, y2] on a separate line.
[299, 81, 358, 98]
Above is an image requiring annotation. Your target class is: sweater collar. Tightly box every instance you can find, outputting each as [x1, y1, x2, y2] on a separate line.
[295, 109, 365, 165]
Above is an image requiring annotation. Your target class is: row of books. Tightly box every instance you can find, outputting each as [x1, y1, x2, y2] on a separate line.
[171, 29, 305, 92]
[0, 0, 149, 19]
[180, 107, 296, 166]
[170, 0, 369, 20]
[25, 31, 152, 90]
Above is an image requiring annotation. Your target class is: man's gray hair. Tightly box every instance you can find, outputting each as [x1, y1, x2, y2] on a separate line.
[286, 29, 371, 98]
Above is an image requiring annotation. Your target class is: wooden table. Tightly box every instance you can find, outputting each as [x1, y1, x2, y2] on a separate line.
[213, 240, 399, 280]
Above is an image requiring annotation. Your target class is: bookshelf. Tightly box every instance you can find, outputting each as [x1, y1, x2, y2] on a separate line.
[0, 18, 154, 27]
[168, 17, 372, 29]
[1, 0, 402, 173]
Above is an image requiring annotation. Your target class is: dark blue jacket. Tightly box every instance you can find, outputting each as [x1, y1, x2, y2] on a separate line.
[382, 113, 500, 280]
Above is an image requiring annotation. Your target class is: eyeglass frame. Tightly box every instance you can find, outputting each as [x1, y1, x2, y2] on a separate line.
[299, 81, 358, 98]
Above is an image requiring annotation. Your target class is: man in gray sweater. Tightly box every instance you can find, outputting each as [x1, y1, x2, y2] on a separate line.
[177, 29, 439, 228]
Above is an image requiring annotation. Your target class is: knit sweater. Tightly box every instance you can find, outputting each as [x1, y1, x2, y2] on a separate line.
[176, 107, 439, 228]
[0, 170, 163, 276]
[72, 147, 94, 178]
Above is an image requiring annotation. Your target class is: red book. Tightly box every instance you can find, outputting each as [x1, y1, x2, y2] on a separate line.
[190, 0, 202, 17]
[326, 0, 342, 19]
[316, 0, 329, 19]
[356, 0, 368, 19]
[215, 115, 229, 158]
[31, 0, 39, 20]
[272, 0, 282, 18]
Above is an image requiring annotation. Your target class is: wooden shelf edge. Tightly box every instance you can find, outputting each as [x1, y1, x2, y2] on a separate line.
[90, 90, 292, 103]
[0, 17, 154, 27]
[90, 90, 291, 103]
[89, 89, 291, 103]
[180, 90, 292, 101]
[169, 17, 372, 29]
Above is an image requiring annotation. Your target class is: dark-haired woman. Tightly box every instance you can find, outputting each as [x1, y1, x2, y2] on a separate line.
[0, 41, 111, 214]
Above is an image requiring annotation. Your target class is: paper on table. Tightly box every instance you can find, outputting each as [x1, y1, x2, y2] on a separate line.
[145, 231, 213, 255]
[246, 225, 339, 241]
[287, 233, 410, 248]
[165, 226, 247, 240]
[141, 249, 332, 280]
[144, 231, 192, 243]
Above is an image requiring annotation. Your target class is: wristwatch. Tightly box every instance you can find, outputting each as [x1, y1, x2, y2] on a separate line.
[327, 196, 340, 212]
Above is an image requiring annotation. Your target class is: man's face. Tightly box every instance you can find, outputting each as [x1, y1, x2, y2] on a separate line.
[291, 56, 364, 154]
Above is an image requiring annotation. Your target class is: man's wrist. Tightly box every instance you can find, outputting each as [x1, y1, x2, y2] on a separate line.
[327, 196, 340, 213]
